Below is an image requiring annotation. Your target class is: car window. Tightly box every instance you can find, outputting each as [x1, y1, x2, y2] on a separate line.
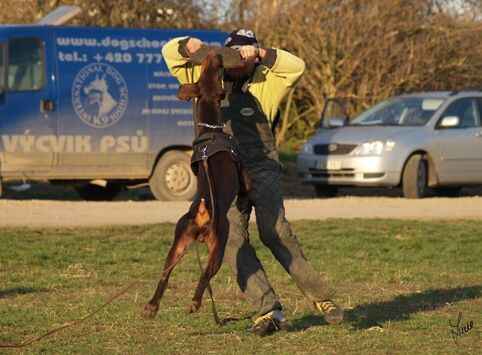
[349, 97, 444, 126]
[319, 99, 349, 128]
[440, 98, 480, 128]
[475, 99, 482, 127]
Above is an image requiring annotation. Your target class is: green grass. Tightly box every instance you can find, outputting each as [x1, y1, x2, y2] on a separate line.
[1, 219, 481, 354]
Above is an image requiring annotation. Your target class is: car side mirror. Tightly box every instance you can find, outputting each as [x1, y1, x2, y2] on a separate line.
[439, 116, 459, 128]
[328, 117, 345, 128]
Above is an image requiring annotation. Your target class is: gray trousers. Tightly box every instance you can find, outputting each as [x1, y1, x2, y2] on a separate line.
[223, 146, 336, 316]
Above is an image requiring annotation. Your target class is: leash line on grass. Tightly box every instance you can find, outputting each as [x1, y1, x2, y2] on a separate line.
[1, 234, 223, 348]
[0, 271, 159, 348]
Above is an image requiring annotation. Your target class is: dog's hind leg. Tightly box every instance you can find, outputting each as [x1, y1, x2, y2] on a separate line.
[185, 216, 229, 315]
[141, 215, 200, 318]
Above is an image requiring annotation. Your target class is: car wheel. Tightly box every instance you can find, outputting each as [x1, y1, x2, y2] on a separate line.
[402, 154, 427, 199]
[432, 187, 462, 197]
[149, 151, 197, 201]
[75, 183, 121, 201]
[315, 185, 338, 198]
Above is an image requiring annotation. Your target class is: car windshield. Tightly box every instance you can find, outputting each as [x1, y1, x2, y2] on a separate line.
[349, 97, 445, 126]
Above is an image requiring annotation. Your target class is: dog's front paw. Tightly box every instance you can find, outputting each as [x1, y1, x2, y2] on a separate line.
[140, 303, 159, 318]
[185, 300, 200, 315]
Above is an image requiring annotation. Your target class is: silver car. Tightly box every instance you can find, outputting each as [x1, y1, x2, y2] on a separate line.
[296, 91, 482, 198]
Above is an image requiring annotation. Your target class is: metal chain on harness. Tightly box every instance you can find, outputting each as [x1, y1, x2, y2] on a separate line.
[198, 122, 226, 129]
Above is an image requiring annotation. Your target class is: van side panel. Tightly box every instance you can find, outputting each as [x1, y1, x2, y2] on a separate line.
[54, 27, 150, 178]
[0, 27, 227, 181]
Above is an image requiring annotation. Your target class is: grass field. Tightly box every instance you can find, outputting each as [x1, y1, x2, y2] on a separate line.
[0, 219, 480, 354]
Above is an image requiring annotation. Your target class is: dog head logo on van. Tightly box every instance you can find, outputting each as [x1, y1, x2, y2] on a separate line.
[72, 63, 128, 128]
[240, 107, 255, 116]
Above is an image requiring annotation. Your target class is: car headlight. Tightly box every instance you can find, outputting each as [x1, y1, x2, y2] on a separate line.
[300, 143, 314, 154]
[355, 140, 395, 155]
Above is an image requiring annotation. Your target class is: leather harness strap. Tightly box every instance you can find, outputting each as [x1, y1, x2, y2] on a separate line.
[190, 132, 242, 176]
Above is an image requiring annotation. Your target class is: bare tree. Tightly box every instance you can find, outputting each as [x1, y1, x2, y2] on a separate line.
[0, 0, 219, 28]
[226, 0, 482, 144]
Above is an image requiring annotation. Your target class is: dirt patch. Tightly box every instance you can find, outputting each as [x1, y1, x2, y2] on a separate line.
[2, 160, 482, 227]
[1, 194, 481, 228]
[1, 170, 481, 227]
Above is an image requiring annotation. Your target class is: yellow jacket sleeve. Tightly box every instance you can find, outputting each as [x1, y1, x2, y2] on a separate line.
[161, 36, 202, 85]
[250, 49, 305, 124]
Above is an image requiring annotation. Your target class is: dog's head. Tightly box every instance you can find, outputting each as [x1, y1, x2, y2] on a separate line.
[177, 50, 225, 103]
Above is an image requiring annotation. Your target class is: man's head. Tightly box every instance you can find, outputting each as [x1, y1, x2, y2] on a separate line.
[224, 29, 259, 80]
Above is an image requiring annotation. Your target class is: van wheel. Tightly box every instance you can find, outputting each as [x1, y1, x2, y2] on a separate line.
[75, 183, 121, 201]
[315, 185, 338, 198]
[402, 154, 427, 199]
[149, 151, 197, 201]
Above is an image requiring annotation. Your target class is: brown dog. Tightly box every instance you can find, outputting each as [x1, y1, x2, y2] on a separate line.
[141, 50, 249, 318]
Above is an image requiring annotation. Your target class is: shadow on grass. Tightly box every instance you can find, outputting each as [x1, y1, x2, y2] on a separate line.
[163, 286, 482, 335]
[0, 287, 42, 298]
[287, 286, 481, 332]
[347, 286, 482, 329]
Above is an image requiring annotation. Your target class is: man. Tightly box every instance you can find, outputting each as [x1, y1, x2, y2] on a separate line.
[162, 29, 344, 336]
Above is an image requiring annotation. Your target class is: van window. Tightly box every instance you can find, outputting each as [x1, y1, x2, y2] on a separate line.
[7, 39, 45, 92]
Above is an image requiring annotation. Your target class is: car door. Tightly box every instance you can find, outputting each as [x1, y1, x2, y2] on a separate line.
[435, 97, 482, 183]
[0, 31, 56, 175]
[318, 98, 350, 129]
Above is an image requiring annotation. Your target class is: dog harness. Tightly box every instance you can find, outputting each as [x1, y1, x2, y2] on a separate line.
[190, 132, 242, 176]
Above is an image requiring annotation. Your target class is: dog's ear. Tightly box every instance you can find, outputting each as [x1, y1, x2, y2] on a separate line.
[178, 83, 200, 101]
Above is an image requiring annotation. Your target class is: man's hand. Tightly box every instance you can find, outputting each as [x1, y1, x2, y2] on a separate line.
[237, 45, 266, 61]
[185, 38, 204, 56]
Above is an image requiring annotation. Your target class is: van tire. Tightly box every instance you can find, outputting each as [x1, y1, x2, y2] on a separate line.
[402, 154, 427, 199]
[75, 183, 121, 201]
[149, 151, 196, 201]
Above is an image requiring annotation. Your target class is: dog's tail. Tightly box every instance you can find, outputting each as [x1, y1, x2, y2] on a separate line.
[195, 198, 211, 228]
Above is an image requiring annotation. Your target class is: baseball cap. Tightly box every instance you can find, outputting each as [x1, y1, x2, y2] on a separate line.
[224, 29, 258, 49]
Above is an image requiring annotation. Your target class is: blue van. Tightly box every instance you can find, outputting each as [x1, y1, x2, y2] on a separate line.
[0, 7, 227, 201]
